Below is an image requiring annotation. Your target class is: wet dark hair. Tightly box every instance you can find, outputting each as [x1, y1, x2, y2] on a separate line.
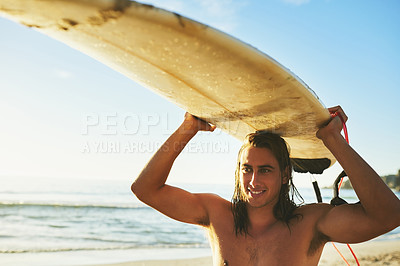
[231, 131, 303, 236]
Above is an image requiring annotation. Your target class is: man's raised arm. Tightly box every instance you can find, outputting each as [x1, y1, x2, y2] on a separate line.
[316, 106, 400, 243]
[131, 113, 216, 226]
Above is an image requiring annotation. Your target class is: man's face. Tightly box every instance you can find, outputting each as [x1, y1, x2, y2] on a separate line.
[239, 146, 286, 209]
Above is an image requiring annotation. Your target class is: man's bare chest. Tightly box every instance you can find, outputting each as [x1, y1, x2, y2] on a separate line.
[208, 221, 320, 266]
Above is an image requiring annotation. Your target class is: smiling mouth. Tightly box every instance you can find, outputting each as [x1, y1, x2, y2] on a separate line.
[247, 187, 266, 196]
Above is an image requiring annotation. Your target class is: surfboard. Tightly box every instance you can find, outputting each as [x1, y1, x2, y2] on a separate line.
[0, 0, 334, 174]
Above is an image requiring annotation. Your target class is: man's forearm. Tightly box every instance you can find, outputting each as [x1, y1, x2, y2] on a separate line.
[131, 122, 197, 199]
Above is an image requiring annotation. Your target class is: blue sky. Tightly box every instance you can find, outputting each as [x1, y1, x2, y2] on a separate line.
[0, 0, 399, 188]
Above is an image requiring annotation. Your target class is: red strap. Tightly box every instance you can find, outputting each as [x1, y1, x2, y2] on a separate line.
[330, 111, 360, 266]
[330, 111, 349, 144]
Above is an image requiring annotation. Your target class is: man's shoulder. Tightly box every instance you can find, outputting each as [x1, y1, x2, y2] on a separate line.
[290, 204, 335, 243]
[196, 193, 230, 206]
[295, 203, 335, 220]
[195, 193, 231, 217]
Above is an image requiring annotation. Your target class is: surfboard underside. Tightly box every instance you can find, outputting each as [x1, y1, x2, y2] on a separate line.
[0, 0, 335, 173]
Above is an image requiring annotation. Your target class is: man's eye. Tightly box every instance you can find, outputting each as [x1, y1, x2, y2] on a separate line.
[241, 167, 251, 173]
[259, 169, 270, 174]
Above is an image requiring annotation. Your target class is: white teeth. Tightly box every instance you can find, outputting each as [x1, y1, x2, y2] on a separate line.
[248, 188, 264, 195]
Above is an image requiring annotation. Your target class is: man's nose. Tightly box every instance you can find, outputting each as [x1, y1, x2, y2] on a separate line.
[249, 171, 260, 187]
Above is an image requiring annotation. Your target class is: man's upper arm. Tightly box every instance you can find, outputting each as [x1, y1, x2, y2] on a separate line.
[316, 203, 389, 243]
[135, 184, 219, 226]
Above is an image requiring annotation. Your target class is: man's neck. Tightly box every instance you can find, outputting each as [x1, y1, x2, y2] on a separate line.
[246, 204, 279, 235]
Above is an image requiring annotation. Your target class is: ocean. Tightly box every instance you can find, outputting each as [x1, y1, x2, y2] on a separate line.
[1, 176, 399, 265]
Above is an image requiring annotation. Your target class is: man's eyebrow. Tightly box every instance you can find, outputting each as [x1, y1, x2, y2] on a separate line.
[258, 164, 275, 169]
[241, 164, 275, 169]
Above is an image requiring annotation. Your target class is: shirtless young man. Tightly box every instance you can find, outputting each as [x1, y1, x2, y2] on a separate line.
[132, 106, 400, 265]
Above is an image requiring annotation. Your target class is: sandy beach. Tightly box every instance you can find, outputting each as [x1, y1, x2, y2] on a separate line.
[93, 240, 400, 266]
[319, 240, 400, 266]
